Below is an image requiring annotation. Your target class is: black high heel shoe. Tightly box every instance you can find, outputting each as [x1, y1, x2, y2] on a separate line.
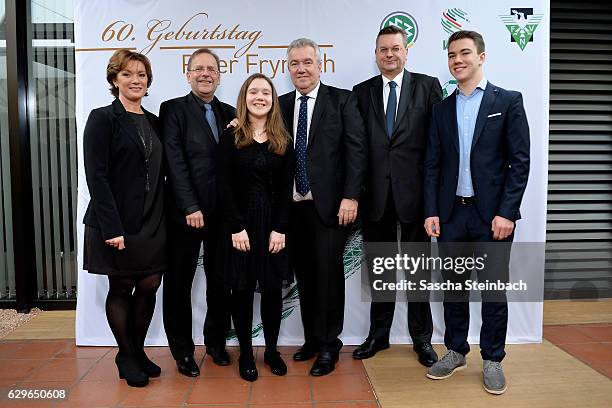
[138, 350, 161, 378]
[264, 350, 287, 376]
[238, 355, 258, 382]
[115, 353, 149, 387]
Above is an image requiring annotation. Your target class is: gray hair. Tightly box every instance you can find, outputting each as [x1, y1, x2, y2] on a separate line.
[287, 38, 322, 63]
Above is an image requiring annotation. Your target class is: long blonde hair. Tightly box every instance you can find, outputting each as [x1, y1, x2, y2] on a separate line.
[234, 73, 290, 155]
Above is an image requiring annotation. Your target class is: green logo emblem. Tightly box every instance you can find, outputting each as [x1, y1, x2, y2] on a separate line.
[500, 8, 543, 51]
[381, 12, 419, 48]
[442, 79, 458, 99]
[441, 8, 469, 50]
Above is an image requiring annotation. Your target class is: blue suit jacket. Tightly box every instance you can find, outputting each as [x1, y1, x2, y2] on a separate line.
[424, 82, 530, 224]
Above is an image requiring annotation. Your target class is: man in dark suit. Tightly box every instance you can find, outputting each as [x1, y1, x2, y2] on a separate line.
[279, 38, 366, 376]
[352, 25, 441, 366]
[423, 31, 530, 395]
[160, 48, 235, 377]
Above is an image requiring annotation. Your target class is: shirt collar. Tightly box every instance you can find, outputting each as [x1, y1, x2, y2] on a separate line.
[382, 70, 404, 89]
[295, 81, 321, 102]
[191, 91, 215, 108]
[457, 77, 488, 97]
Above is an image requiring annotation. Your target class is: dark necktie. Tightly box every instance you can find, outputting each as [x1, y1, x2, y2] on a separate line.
[203, 103, 219, 142]
[295, 95, 310, 196]
[386, 81, 397, 139]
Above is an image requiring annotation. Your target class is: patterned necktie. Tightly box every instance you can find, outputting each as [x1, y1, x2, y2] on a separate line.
[203, 103, 219, 142]
[386, 81, 397, 139]
[295, 95, 310, 196]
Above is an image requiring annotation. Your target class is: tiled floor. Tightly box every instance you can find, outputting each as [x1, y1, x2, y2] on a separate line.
[0, 341, 380, 407]
[543, 323, 612, 379]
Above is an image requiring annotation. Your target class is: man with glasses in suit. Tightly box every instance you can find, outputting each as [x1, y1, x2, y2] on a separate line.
[161, 48, 235, 377]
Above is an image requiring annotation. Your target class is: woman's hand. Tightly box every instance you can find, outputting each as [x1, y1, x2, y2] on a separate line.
[105, 236, 125, 250]
[232, 229, 251, 252]
[268, 231, 285, 254]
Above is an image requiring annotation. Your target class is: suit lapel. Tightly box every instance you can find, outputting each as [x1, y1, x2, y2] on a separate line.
[112, 99, 145, 157]
[392, 70, 413, 137]
[185, 93, 217, 144]
[280, 91, 296, 135]
[143, 108, 160, 139]
[369, 76, 386, 134]
[471, 83, 498, 151]
[448, 91, 459, 154]
[308, 83, 328, 148]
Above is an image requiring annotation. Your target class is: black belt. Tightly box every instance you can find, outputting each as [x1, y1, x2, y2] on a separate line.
[455, 196, 475, 205]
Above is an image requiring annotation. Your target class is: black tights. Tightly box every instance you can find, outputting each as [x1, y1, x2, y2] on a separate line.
[231, 289, 282, 358]
[106, 273, 162, 355]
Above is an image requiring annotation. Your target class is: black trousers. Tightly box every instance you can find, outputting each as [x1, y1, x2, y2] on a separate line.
[163, 218, 231, 360]
[231, 289, 282, 356]
[438, 202, 512, 362]
[362, 189, 433, 345]
[290, 201, 347, 353]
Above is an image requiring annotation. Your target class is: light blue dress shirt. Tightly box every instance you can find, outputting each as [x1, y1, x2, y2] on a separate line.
[456, 78, 488, 197]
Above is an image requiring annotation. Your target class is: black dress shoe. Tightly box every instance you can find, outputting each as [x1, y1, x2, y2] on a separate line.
[413, 342, 438, 367]
[206, 346, 231, 366]
[293, 344, 317, 361]
[310, 351, 339, 376]
[116, 353, 149, 387]
[138, 350, 161, 378]
[238, 355, 258, 382]
[176, 356, 200, 377]
[352, 338, 390, 360]
[264, 350, 287, 376]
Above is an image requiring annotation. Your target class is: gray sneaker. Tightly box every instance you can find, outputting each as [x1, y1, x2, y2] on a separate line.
[483, 360, 507, 395]
[426, 350, 466, 380]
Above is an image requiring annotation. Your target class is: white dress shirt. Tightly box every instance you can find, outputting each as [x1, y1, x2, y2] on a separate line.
[292, 82, 320, 201]
[382, 71, 404, 118]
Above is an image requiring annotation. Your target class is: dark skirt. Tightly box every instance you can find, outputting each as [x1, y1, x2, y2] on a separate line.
[218, 192, 292, 292]
[83, 222, 166, 277]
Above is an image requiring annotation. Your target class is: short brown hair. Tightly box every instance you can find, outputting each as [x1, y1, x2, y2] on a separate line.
[106, 49, 153, 97]
[376, 25, 408, 48]
[187, 48, 220, 71]
[447, 30, 485, 54]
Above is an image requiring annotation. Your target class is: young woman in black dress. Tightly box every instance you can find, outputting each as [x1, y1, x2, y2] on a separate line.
[83, 50, 165, 387]
[217, 73, 294, 382]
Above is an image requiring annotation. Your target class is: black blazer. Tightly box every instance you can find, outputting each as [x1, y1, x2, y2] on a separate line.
[159, 93, 236, 225]
[279, 83, 367, 227]
[83, 98, 161, 240]
[353, 70, 442, 223]
[424, 82, 530, 224]
[216, 128, 295, 234]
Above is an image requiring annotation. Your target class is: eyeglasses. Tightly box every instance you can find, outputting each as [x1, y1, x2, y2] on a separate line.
[188, 66, 219, 75]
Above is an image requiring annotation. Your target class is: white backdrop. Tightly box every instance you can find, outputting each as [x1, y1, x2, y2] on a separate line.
[75, 0, 550, 346]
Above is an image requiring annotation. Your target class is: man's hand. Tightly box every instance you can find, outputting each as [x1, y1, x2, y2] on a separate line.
[491, 216, 514, 240]
[232, 229, 251, 252]
[105, 236, 125, 250]
[424, 216, 440, 238]
[338, 198, 358, 226]
[186, 210, 204, 228]
[268, 231, 285, 254]
[227, 118, 238, 128]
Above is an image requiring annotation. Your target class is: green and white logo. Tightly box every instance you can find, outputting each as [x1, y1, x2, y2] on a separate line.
[442, 79, 458, 99]
[380, 12, 419, 48]
[441, 8, 470, 50]
[500, 8, 544, 51]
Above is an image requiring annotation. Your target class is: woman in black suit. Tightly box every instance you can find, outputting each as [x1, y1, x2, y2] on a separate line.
[217, 73, 294, 381]
[83, 49, 165, 387]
